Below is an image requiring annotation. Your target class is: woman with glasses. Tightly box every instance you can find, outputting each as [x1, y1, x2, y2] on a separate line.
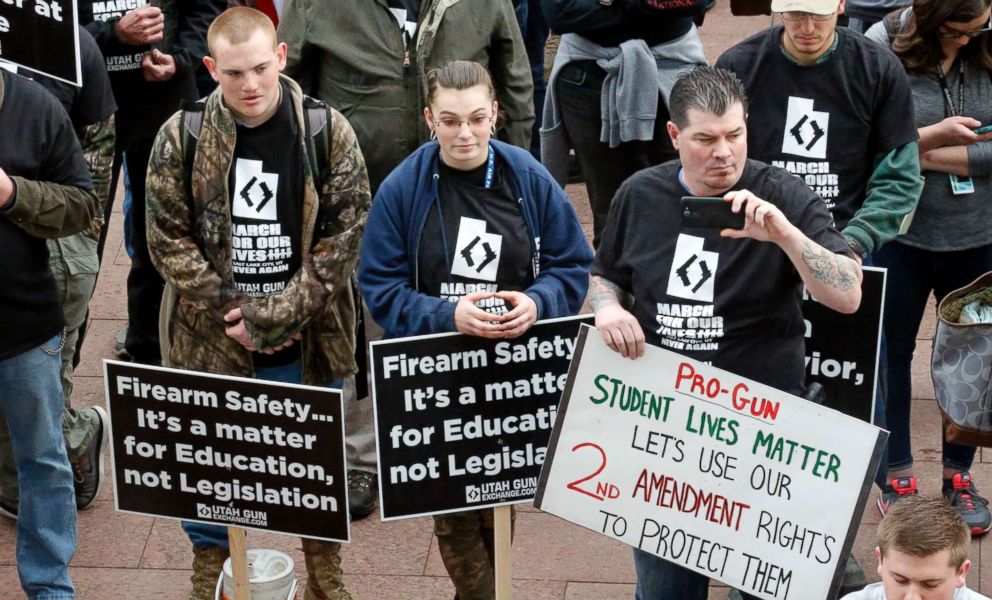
[358, 60, 592, 599]
[865, 0, 992, 533]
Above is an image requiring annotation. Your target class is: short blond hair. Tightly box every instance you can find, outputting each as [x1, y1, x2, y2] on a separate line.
[878, 495, 970, 569]
[207, 7, 276, 56]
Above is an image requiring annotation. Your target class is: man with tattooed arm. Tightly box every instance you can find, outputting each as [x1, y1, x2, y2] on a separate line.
[589, 66, 862, 600]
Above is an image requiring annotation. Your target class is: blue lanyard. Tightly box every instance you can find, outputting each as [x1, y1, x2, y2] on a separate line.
[484, 145, 496, 189]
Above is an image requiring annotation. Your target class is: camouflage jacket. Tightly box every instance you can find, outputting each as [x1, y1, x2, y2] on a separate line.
[146, 75, 371, 384]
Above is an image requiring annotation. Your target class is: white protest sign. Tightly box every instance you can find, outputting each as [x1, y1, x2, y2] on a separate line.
[536, 326, 886, 600]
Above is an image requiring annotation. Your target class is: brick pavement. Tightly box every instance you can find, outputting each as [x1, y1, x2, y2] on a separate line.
[1, 2, 985, 598]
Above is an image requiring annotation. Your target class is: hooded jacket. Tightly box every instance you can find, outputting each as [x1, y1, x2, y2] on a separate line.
[279, 0, 534, 194]
[146, 75, 371, 384]
[359, 139, 592, 339]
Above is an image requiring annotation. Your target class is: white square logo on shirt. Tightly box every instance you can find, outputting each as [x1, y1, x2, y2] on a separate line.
[781, 96, 829, 159]
[666, 234, 718, 303]
[451, 217, 502, 282]
[232, 158, 279, 221]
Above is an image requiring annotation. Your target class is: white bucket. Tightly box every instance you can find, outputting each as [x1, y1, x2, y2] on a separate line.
[216, 549, 297, 600]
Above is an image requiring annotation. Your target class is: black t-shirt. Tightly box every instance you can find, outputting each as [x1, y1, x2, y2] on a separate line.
[386, 0, 420, 43]
[25, 27, 117, 130]
[716, 27, 917, 229]
[418, 155, 532, 317]
[592, 160, 850, 395]
[0, 72, 93, 358]
[228, 84, 304, 366]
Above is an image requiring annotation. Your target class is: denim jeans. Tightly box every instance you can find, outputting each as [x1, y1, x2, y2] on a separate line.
[182, 361, 342, 549]
[874, 241, 992, 472]
[633, 549, 759, 600]
[0, 331, 76, 599]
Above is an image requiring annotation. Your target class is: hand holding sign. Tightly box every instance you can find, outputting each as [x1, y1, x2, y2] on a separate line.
[536, 326, 887, 600]
[594, 303, 645, 359]
[115, 6, 164, 46]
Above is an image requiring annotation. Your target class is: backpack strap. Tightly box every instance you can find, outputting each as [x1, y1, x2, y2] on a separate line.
[302, 95, 332, 190]
[179, 99, 207, 204]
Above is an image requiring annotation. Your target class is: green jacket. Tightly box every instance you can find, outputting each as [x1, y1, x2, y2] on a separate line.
[146, 75, 372, 384]
[279, 0, 534, 193]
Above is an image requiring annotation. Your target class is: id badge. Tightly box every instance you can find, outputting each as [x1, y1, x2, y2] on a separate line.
[950, 174, 975, 195]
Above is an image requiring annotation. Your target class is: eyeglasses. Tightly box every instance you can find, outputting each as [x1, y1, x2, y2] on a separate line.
[937, 14, 992, 39]
[432, 114, 494, 133]
[781, 11, 835, 22]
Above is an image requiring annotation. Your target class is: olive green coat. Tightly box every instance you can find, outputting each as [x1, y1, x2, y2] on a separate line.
[279, 0, 534, 193]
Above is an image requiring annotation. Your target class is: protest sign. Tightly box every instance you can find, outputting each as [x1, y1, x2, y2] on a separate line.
[802, 266, 886, 422]
[371, 315, 592, 520]
[0, 0, 80, 85]
[104, 360, 349, 542]
[536, 325, 886, 600]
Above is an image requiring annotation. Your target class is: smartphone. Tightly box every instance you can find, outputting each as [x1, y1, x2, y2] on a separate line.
[680, 196, 746, 230]
[975, 125, 992, 134]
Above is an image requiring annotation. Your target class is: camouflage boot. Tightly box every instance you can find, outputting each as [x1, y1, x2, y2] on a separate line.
[302, 539, 353, 600]
[189, 546, 229, 600]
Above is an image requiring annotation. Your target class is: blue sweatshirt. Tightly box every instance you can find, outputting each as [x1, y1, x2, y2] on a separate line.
[359, 139, 593, 338]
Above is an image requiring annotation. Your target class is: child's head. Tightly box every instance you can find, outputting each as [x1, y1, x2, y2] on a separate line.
[876, 495, 972, 600]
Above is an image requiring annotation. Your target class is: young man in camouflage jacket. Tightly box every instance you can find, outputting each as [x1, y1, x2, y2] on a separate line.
[145, 8, 370, 600]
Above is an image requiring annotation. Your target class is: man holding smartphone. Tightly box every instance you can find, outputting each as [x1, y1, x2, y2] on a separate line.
[590, 66, 862, 599]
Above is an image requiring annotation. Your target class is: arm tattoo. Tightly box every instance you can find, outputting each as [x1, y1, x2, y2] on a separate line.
[800, 241, 858, 291]
[589, 276, 631, 311]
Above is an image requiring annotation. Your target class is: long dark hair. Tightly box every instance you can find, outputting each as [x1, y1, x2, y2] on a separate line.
[893, 0, 992, 74]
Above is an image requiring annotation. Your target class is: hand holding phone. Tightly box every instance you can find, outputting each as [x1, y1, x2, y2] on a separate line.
[680, 196, 746, 230]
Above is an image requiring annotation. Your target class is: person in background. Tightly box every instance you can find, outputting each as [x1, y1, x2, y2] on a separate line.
[0, 26, 116, 519]
[279, 0, 534, 520]
[539, 0, 709, 248]
[0, 65, 100, 600]
[864, 0, 992, 535]
[842, 495, 989, 600]
[359, 61, 590, 600]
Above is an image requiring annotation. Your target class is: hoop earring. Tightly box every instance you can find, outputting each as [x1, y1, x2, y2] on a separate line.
[430, 129, 437, 141]
[490, 123, 496, 135]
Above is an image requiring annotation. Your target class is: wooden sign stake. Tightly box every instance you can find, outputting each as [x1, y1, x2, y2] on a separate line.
[494, 506, 513, 600]
[227, 526, 250, 600]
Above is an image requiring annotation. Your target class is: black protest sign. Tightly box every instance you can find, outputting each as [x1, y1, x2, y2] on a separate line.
[104, 361, 349, 542]
[371, 315, 592, 520]
[0, 0, 80, 85]
[537, 326, 887, 600]
[802, 266, 886, 422]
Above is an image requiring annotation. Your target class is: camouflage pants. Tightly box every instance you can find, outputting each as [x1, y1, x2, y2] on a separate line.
[434, 507, 516, 600]
[0, 236, 101, 500]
